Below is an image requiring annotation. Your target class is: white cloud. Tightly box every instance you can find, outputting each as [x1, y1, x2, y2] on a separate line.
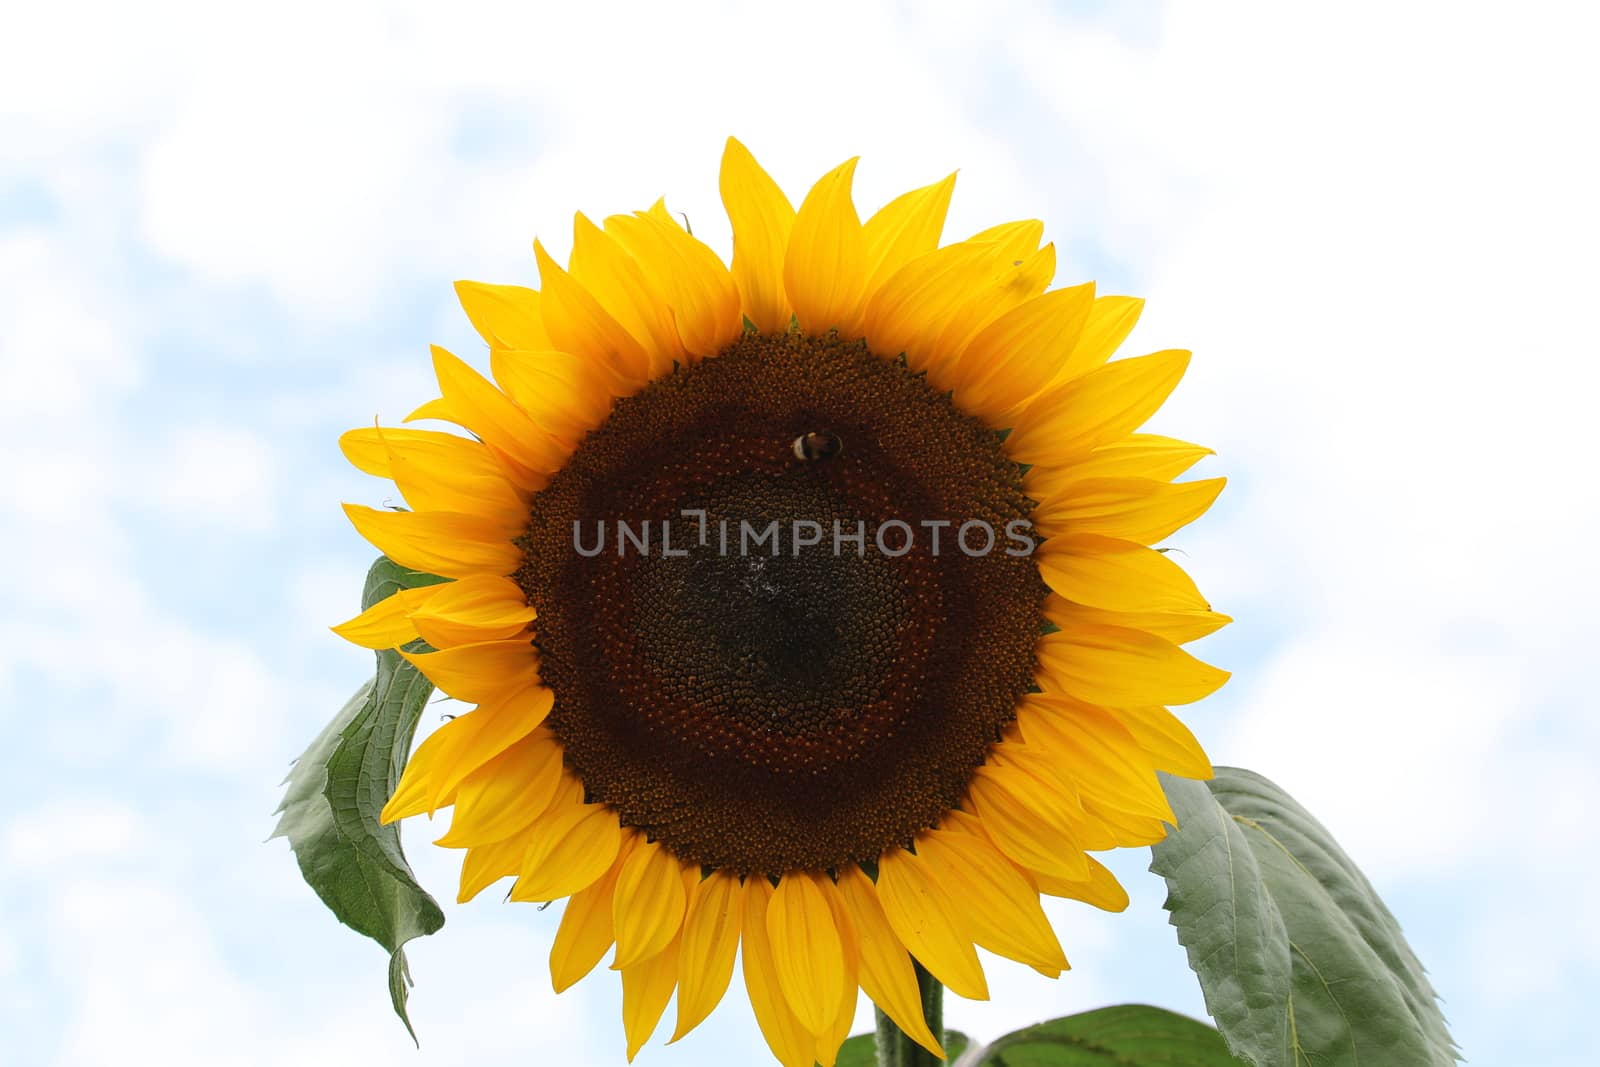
[137, 7, 457, 318]
[51, 878, 262, 1067]
[112, 0, 1055, 322]
[38, 877, 573, 1067]
[0, 615, 288, 773]
[0, 407, 289, 774]
[0, 233, 141, 421]
[1220, 638, 1520, 877]
[5, 1, 1599, 1065]
[2, 798, 144, 873]
[0, 924, 15, 981]
[289, 560, 370, 645]
[4, 445, 119, 528]
[999, 0, 1600, 873]
[142, 424, 281, 534]
[12, 851, 609, 1067]
[1001, 11, 1599, 1060]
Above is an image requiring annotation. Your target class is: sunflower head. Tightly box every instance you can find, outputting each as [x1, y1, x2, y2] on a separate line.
[335, 137, 1228, 1066]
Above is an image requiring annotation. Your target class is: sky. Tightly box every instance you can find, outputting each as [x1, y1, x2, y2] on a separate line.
[1, 1, 1596, 1064]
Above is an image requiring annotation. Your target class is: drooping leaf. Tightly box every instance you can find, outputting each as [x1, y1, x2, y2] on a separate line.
[273, 557, 450, 1040]
[959, 1005, 1239, 1065]
[1151, 767, 1458, 1067]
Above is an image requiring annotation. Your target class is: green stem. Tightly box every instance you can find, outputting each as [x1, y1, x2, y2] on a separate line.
[874, 962, 945, 1067]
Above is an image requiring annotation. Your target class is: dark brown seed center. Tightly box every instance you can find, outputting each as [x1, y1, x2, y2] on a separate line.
[515, 331, 1045, 874]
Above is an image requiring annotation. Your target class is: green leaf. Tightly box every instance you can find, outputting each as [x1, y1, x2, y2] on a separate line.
[960, 1005, 1239, 1065]
[272, 557, 450, 1041]
[835, 1029, 969, 1066]
[835, 1033, 873, 1066]
[834, 1033, 876, 1066]
[1150, 767, 1458, 1067]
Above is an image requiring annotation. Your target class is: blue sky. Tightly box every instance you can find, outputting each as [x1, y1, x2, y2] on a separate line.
[2, 2, 1596, 1064]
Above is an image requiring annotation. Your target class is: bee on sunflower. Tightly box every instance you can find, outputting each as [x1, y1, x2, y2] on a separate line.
[332, 137, 1228, 1066]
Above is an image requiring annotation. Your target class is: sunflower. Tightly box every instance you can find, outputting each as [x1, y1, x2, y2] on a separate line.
[334, 137, 1229, 1065]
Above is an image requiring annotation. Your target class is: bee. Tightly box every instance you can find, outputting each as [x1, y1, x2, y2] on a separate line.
[792, 430, 842, 461]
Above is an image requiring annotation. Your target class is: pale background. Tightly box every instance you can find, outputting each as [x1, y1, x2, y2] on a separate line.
[2, 2, 1596, 1064]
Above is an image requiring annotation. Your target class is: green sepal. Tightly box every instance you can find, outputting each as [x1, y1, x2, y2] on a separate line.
[1151, 767, 1458, 1067]
[272, 557, 450, 1042]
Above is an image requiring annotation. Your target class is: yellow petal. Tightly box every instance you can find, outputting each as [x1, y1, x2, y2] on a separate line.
[784, 157, 867, 336]
[534, 239, 652, 392]
[1050, 294, 1144, 386]
[1005, 349, 1192, 465]
[550, 843, 631, 992]
[489, 348, 612, 446]
[1024, 687, 1212, 784]
[1029, 854, 1130, 912]
[1025, 434, 1212, 498]
[862, 172, 957, 297]
[874, 848, 988, 1000]
[548, 768, 587, 810]
[765, 872, 846, 1033]
[340, 426, 530, 519]
[720, 137, 795, 334]
[915, 828, 1069, 971]
[1038, 796, 1126, 852]
[1005, 745, 1126, 852]
[1035, 625, 1229, 706]
[672, 869, 742, 1041]
[934, 806, 988, 836]
[952, 282, 1097, 416]
[813, 882, 862, 1067]
[605, 207, 742, 359]
[329, 583, 434, 649]
[386, 444, 528, 522]
[407, 574, 535, 649]
[611, 838, 690, 970]
[379, 723, 455, 823]
[399, 637, 539, 705]
[341, 504, 521, 580]
[1116, 703, 1215, 780]
[340, 425, 534, 511]
[814, 998, 857, 1067]
[621, 930, 681, 1061]
[569, 212, 684, 377]
[426, 685, 556, 809]
[1044, 595, 1233, 645]
[833, 866, 943, 1058]
[965, 756, 1091, 881]
[862, 240, 1004, 374]
[1017, 695, 1175, 823]
[458, 828, 532, 903]
[1080, 796, 1169, 845]
[338, 426, 404, 479]
[406, 345, 568, 476]
[1036, 534, 1209, 613]
[455, 280, 552, 351]
[432, 730, 564, 847]
[510, 803, 622, 903]
[964, 219, 1045, 256]
[741, 878, 818, 1067]
[1032, 476, 1227, 543]
[941, 807, 1129, 912]
[925, 243, 1058, 392]
[401, 408, 546, 493]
